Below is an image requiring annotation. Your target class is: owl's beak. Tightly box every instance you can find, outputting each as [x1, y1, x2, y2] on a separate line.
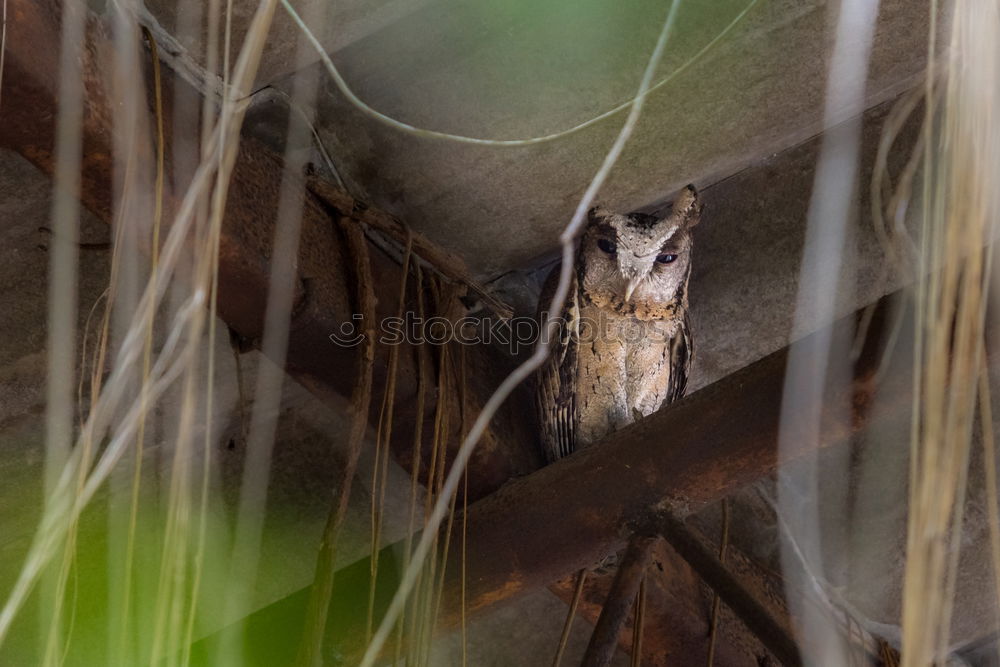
[625, 278, 640, 302]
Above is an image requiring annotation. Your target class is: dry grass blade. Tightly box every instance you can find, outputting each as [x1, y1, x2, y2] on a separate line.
[900, 1, 1000, 662]
[775, 0, 880, 660]
[552, 569, 588, 667]
[0, 0, 283, 651]
[366, 234, 413, 642]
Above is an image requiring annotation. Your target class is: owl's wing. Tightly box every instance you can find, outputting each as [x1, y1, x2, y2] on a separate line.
[664, 312, 693, 405]
[535, 266, 580, 463]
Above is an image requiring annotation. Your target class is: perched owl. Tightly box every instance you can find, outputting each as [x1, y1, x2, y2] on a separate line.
[536, 185, 702, 463]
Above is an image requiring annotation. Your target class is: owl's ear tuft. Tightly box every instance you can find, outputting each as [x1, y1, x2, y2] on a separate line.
[671, 184, 702, 228]
[588, 205, 612, 225]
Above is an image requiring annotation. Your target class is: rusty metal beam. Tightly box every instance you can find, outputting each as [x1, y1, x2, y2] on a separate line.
[435, 293, 907, 626]
[188, 287, 914, 666]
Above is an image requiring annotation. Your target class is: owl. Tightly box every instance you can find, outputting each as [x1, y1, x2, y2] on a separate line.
[536, 185, 702, 463]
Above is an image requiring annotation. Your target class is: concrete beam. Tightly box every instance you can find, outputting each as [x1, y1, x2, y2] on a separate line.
[298, 0, 936, 275]
[132, 0, 937, 278]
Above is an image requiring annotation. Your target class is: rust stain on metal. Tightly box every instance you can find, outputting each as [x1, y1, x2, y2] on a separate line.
[434, 292, 929, 627]
[468, 573, 527, 613]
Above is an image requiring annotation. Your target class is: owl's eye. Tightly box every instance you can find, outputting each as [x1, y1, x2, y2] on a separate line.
[655, 253, 678, 264]
[597, 239, 616, 255]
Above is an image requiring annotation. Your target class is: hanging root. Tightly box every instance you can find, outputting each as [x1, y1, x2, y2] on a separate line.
[305, 174, 513, 321]
[366, 231, 413, 643]
[297, 216, 378, 667]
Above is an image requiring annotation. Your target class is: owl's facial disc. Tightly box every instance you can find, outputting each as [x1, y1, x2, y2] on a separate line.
[616, 250, 658, 302]
[612, 216, 684, 302]
[584, 192, 699, 314]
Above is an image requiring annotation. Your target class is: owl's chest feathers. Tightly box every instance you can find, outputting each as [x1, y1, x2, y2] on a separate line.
[572, 297, 683, 447]
[582, 284, 684, 321]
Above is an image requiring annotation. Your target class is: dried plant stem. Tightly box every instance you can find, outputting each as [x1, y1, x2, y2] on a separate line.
[396, 264, 428, 665]
[430, 443, 463, 632]
[38, 0, 88, 660]
[367, 234, 413, 642]
[552, 569, 588, 667]
[413, 317, 455, 666]
[296, 220, 377, 667]
[900, 1, 999, 661]
[182, 5, 236, 657]
[707, 498, 731, 667]
[460, 345, 469, 667]
[105, 5, 147, 663]
[631, 575, 647, 667]
[775, 0, 880, 661]
[214, 2, 327, 661]
[121, 24, 166, 665]
[871, 82, 927, 275]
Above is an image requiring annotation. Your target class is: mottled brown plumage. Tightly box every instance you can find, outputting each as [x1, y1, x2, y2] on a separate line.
[537, 186, 701, 463]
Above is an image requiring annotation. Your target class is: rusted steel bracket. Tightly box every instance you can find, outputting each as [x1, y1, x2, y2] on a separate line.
[658, 513, 802, 667]
[548, 531, 740, 665]
[581, 536, 658, 667]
